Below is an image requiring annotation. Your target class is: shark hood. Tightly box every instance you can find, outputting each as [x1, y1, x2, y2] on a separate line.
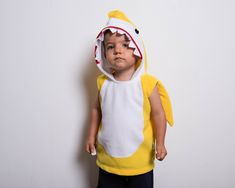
[95, 10, 147, 81]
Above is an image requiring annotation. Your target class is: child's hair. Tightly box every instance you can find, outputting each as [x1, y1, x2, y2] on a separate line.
[103, 29, 112, 38]
[103, 29, 130, 48]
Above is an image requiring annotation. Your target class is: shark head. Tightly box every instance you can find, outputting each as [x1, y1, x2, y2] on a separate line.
[94, 10, 147, 81]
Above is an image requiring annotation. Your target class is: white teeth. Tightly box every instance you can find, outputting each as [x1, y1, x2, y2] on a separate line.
[98, 28, 141, 58]
[116, 30, 131, 41]
[97, 33, 104, 41]
[95, 52, 101, 60]
[109, 28, 116, 33]
[134, 49, 141, 57]
[95, 41, 102, 60]
[128, 41, 135, 48]
[117, 30, 125, 35]
[100, 34, 104, 41]
[125, 35, 131, 41]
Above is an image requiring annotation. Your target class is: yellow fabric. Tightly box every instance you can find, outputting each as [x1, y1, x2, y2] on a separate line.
[108, 10, 137, 28]
[107, 10, 148, 74]
[143, 44, 148, 72]
[95, 74, 174, 175]
[141, 74, 174, 126]
[97, 74, 107, 91]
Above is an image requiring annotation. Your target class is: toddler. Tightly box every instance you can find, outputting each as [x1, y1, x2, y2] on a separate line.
[86, 10, 174, 188]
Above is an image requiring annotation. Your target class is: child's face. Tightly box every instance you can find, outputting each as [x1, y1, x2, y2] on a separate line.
[104, 32, 137, 73]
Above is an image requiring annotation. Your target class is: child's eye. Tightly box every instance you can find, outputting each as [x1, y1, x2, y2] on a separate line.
[122, 43, 129, 48]
[106, 45, 114, 50]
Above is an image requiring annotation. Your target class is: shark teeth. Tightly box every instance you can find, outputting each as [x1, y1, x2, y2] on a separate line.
[128, 41, 135, 48]
[98, 28, 141, 58]
[134, 48, 141, 57]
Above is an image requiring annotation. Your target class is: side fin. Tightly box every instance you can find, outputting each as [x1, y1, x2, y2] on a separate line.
[141, 74, 174, 126]
[156, 80, 174, 126]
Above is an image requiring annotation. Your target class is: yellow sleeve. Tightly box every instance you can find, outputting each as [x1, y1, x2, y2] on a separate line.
[141, 74, 174, 126]
[97, 74, 107, 91]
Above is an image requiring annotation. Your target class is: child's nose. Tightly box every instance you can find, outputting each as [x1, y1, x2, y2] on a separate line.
[114, 45, 122, 54]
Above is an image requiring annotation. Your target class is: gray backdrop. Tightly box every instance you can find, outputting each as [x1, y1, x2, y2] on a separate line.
[1, 0, 234, 187]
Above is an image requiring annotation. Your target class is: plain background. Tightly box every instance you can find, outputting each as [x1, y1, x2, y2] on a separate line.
[1, 0, 235, 187]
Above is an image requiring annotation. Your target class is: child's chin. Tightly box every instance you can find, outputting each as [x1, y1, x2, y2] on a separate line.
[114, 65, 126, 70]
[114, 59, 125, 64]
[113, 63, 125, 69]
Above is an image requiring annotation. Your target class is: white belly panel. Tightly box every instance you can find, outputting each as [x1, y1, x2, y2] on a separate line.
[98, 79, 144, 158]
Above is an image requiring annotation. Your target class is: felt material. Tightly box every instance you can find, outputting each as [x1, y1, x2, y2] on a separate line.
[94, 10, 174, 176]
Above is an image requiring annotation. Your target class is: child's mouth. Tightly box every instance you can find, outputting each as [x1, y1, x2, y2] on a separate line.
[115, 57, 124, 61]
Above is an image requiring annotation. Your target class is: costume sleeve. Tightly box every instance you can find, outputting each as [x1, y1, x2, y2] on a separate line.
[97, 74, 107, 91]
[141, 74, 174, 126]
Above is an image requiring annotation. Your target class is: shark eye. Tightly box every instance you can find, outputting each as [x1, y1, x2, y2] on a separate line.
[135, 29, 139, 34]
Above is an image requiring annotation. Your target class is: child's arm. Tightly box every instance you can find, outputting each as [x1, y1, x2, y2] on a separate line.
[149, 85, 167, 161]
[85, 92, 101, 155]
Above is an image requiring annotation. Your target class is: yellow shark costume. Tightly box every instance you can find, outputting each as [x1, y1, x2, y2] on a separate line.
[94, 10, 174, 176]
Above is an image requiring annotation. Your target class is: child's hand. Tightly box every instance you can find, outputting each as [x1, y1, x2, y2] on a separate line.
[156, 145, 167, 161]
[85, 137, 97, 156]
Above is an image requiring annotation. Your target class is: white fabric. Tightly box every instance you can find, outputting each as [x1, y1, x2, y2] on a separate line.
[96, 15, 147, 158]
[98, 78, 144, 158]
[95, 17, 145, 82]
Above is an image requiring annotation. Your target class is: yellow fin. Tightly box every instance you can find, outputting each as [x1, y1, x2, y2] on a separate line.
[157, 80, 174, 126]
[108, 10, 136, 28]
